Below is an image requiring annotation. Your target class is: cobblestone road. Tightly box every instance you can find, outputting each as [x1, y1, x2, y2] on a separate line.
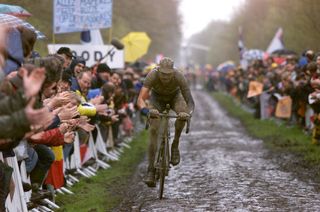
[116, 90, 320, 211]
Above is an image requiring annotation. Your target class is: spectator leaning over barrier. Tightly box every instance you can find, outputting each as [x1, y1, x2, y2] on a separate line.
[73, 69, 108, 116]
[22, 56, 64, 192]
[98, 82, 119, 143]
[109, 71, 128, 145]
[0, 45, 51, 211]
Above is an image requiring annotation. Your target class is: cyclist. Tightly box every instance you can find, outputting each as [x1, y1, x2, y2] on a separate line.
[137, 57, 195, 187]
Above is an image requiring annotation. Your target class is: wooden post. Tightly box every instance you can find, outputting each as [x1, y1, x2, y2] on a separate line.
[52, 31, 56, 44]
[108, 27, 112, 44]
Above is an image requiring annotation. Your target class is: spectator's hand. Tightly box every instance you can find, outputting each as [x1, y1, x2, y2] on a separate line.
[111, 114, 119, 122]
[6, 71, 17, 80]
[25, 97, 54, 129]
[118, 108, 126, 115]
[310, 91, 320, 100]
[58, 106, 79, 121]
[48, 92, 74, 109]
[95, 104, 108, 115]
[90, 95, 104, 105]
[78, 122, 95, 132]
[177, 112, 190, 121]
[64, 131, 75, 144]
[311, 92, 317, 99]
[22, 67, 46, 99]
[78, 116, 90, 125]
[59, 123, 69, 134]
[149, 109, 160, 118]
[63, 118, 80, 128]
[311, 78, 320, 89]
[52, 107, 62, 116]
[29, 131, 44, 141]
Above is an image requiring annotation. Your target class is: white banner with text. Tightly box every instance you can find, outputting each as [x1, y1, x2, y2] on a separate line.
[48, 44, 124, 68]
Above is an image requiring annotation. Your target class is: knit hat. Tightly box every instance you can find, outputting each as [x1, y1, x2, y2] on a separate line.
[69, 56, 86, 73]
[97, 63, 111, 73]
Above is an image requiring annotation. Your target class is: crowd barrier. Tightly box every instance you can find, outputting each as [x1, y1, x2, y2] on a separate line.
[1, 114, 143, 211]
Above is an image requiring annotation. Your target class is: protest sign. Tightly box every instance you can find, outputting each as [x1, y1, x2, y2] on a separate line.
[275, 96, 292, 118]
[247, 81, 263, 98]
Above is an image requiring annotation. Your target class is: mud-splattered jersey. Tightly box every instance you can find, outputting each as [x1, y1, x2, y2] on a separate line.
[143, 68, 195, 112]
[143, 68, 187, 95]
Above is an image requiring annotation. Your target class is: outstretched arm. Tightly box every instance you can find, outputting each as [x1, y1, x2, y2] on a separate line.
[137, 86, 150, 109]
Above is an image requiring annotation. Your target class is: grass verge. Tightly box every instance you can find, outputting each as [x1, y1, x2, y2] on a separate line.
[212, 92, 320, 165]
[55, 131, 148, 212]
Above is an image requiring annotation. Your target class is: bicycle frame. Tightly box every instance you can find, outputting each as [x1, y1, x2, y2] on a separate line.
[145, 104, 191, 199]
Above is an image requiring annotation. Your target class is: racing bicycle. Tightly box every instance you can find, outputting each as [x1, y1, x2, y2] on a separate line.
[146, 104, 190, 199]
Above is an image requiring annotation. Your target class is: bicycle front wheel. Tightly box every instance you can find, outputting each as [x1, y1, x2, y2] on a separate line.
[159, 137, 169, 199]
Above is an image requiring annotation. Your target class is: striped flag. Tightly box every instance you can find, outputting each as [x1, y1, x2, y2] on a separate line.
[266, 28, 284, 54]
[45, 146, 64, 189]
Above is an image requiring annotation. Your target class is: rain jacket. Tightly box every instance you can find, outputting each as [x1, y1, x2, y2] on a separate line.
[0, 91, 30, 139]
[28, 128, 64, 146]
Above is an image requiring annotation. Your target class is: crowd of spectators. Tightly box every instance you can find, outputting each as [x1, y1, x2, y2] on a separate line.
[205, 50, 320, 145]
[0, 25, 146, 211]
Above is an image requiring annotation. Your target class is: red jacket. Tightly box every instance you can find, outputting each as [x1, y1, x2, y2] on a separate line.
[29, 128, 64, 146]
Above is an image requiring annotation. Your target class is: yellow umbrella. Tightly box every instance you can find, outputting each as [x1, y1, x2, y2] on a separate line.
[143, 63, 157, 75]
[121, 32, 151, 62]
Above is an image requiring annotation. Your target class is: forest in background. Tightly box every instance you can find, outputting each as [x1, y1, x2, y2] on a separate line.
[189, 0, 320, 67]
[1, 0, 182, 62]
[3, 0, 320, 67]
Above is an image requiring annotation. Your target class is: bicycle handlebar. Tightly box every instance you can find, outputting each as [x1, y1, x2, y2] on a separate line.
[158, 113, 178, 118]
[145, 113, 191, 134]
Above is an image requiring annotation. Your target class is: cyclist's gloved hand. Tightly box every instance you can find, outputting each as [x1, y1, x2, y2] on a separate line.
[141, 107, 149, 116]
[178, 112, 190, 121]
[149, 109, 160, 118]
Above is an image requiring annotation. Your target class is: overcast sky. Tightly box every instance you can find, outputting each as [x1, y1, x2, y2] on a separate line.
[179, 0, 244, 40]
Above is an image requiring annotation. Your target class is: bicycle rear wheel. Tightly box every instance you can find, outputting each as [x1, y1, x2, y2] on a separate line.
[159, 137, 169, 199]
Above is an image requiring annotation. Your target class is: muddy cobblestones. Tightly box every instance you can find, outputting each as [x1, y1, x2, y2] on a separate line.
[116, 91, 320, 211]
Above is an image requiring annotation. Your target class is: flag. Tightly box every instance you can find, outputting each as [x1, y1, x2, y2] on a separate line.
[80, 143, 93, 165]
[238, 26, 248, 69]
[80, 29, 104, 45]
[238, 26, 245, 59]
[266, 27, 284, 54]
[45, 146, 64, 189]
